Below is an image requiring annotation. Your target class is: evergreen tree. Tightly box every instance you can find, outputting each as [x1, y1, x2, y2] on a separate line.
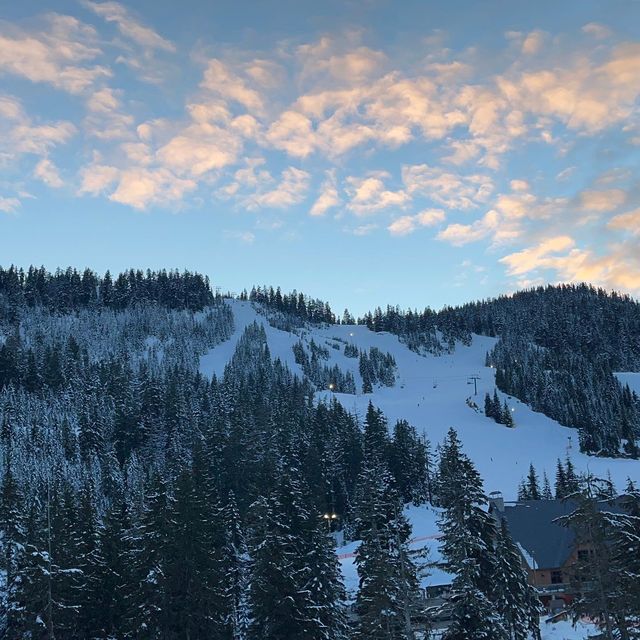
[502, 401, 514, 428]
[73, 478, 107, 637]
[354, 459, 419, 640]
[0, 459, 27, 635]
[99, 497, 133, 638]
[389, 419, 428, 506]
[492, 519, 542, 640]
[443, 558, 508, 640]
[221, 491, 250, 640]
[557, 475, 631, 640]
[564, 456, 579, 495]
[438, 430, 497, 598]
[555, 458, 567, 499]
[128, 473, 174, 639]
[484, 392, 494, 419]
[526, 464, 541, 501]
[248, 459, 346, 640]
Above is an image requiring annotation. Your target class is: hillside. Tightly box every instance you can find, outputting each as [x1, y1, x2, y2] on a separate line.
[201, 299, 640, 498]
[0, 268, 638, 639]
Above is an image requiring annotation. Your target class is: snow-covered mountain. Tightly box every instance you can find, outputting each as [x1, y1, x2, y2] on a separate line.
[201, 299, 640, 499]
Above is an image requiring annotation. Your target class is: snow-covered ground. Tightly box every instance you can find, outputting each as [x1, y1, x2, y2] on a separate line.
[540, 618, 596, 639]
[201, 300, 640, 500]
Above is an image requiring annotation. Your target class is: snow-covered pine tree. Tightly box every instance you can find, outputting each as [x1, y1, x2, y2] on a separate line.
[443, 557, 508, 640]
[437, 429, 501, 611]
[484, 392, 494, 419]
[502, 401, 514, 428]
[556, 474, 630, 640]
[492, 519, 542, 640]
[72, 477, 107, 637]
[526, 464, 541, 500]
[389, 419, 429, 506]
[0, 456, 27, 635]
[221, 491, 250, 640]
[354, 456, 420, 640]
[607, 486, 640, 628]
[247, 456, 347, 640]
[128, 472, 174, 639]
[555, 458, 567, 498]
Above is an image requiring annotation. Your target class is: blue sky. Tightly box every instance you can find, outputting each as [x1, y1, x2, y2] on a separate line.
[1, 1, 639, 314]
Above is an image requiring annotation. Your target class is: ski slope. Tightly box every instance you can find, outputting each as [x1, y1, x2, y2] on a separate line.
[200, 300, 640, 500]
[200, 300, 611, 640]
[336, 504, 451, 598]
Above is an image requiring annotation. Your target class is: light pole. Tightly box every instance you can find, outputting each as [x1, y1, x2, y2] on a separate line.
[322, 512, 339, 532]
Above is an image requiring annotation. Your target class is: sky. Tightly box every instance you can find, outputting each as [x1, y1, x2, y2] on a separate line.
[1, 0, 639, 315]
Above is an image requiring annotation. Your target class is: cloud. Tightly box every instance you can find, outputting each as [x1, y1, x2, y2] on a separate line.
[109, 167, 196, 210]
[0, 196, 20, 213]
[84, 87, 135, 140]
[0, 98, 76, 162]
[522, 30, 545, 55]
[556, 166, 577, 181]
[83, 1, 175, 52]
[156, 122, 242, 177]
[608, 208, 640, 235]
[349, 223, 378, 236]
[402, 164, 493, 209]
[11, 122, 77, 154]
[266, 111, 317, 157]
[78, 160, 120, 195]
[345, 172, 410, 216]
[582, 23, 612, 40]
[244, 59, 285, 89]
[499, 236, 576, 275]
[578, 188, 627, 212]
[201, 59, 265, 115]
[224, 230, 256, 244]
[310, 170, 340, 216]
[496, 43, 640, 133]
[501, 237, 640, 293]
[0, 14, 110, 93]
[510, 179, 530, 192]
[297, 37, 386, 83]
[0, 95, 24, 120]
[437, 209, 499, 246]
[34, 157, 64, 188]
[239, 167, 311, 210]
[388, 208, 445, 236]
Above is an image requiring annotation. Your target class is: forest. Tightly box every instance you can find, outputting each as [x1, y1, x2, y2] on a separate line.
[0, 268, 639, 639]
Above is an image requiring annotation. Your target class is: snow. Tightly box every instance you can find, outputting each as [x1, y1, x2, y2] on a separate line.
[199, 300, 304, 379]
[335, 504, 453, 600]
[540, 618, 597, 640]
[201, 300, 639, 501]
[615, 372, 640, 396]
[516, 542, 538, 570]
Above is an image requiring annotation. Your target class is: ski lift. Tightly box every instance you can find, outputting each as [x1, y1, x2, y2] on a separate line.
[432, 378, 438, 389]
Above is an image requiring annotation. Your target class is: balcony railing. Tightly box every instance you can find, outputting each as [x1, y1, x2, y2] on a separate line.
[535, 582, 571, 595]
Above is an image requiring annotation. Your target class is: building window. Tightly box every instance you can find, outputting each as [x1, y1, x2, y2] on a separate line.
[551, 570, 563, 584]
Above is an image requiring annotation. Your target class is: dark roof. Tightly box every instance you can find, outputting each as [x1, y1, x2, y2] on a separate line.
[494, 498, 626, 570]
